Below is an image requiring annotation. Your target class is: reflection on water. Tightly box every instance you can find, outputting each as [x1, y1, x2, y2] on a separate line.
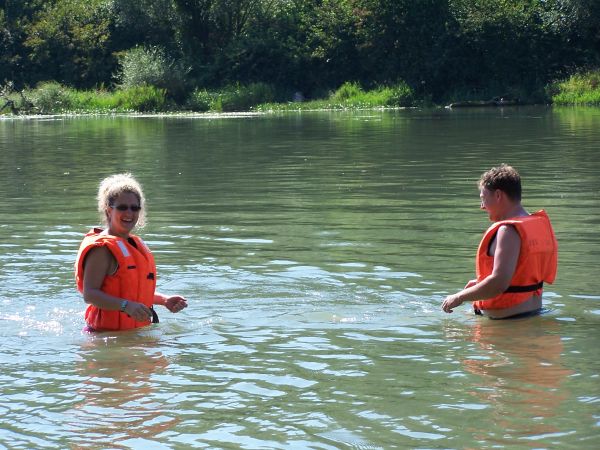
[69, 337, 179, 449]
[443, 317, 574, 447]
[0, 107, 599, 448]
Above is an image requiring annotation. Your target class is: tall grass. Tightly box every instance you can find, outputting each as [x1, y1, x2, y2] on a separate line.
[256, 81, 415, 111]
[112, 86, 168, 112]
[20, 82, 168, 113]
[187, 83, 276, 112]
[550, 71, 600, 105]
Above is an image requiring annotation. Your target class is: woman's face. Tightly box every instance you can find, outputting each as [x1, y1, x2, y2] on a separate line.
[106, 191, 141, 237]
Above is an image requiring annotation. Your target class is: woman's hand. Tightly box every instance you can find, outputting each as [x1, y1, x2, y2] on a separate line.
[124, 301, 153, 322]
[163, 295, 188, 313]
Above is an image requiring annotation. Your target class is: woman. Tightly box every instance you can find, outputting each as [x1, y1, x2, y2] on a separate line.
[75, 173, 187, 332]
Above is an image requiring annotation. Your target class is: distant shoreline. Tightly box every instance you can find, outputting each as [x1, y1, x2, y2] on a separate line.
[2, 71, 599, 116]
[3, 104, 599, 121]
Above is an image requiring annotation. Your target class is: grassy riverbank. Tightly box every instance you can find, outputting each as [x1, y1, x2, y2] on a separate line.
[1, 82, 168, 114]
[255, 82, 416, 111]
[1, 81, 417, 114]
[2, 71, 599, 115]
[549, 71, 600, 106]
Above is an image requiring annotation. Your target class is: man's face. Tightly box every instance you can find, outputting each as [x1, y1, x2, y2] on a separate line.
[479, 187, 500, 221]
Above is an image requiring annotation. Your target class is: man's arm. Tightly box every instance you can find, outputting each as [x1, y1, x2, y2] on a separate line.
[442, 225, 521, 313]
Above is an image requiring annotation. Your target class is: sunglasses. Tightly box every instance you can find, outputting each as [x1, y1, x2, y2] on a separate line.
[111, 204, 142, 212]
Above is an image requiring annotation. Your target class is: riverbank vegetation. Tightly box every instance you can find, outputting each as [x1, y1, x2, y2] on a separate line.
[1, 0, 599, 114]
[549, 71, 600, 106]
[1, 82, 168, 114]
[256, 81, 416, 112]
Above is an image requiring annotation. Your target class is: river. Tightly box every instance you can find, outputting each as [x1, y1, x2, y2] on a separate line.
[0, 106, 599, 449]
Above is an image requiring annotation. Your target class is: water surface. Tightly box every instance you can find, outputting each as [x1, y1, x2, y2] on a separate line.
[1, 107, 599, 449]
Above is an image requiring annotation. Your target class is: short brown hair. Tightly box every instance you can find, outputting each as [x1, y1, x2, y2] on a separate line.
[478, 164, 522, 201]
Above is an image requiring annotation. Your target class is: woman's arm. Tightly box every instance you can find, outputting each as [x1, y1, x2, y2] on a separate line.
[82, 246, 153, 322]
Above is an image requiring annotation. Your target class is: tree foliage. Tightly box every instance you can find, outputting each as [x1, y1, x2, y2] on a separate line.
[118, 45, 189, 100]
[1, 0, 598, 100]
[21, 0, 113, 87]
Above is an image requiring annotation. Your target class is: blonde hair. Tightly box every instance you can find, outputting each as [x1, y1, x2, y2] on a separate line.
[97, 173, 147, 227]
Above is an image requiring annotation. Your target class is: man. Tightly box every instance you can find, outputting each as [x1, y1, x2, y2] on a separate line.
[442, 165, 558, 319]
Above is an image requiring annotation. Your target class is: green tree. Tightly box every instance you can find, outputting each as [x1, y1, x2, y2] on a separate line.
[296, 0, 366, 91]
[356, 0, 454, 96]
[0, 0, 47, 86]
[444, 0, 600, 98]
[1, 0, 599, 104]
[201, 0, 309, 89]
[111, 0, 179, 52]
[171, 0, 283, 85]
[22, 0, 114, 87]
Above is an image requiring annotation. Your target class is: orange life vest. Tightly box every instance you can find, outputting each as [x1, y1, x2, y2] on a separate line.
[473, 210, 558, 311]
[75, 228, 157, 331]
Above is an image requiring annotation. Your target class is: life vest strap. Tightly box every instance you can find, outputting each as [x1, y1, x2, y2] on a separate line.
[504, 281, 543, 293]
[151, 307, 160, 323]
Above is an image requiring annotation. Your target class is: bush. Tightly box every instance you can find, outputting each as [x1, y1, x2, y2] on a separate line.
[219, 83, 276, 112]
[186, 89, 218, 112]
[255, 80, 416, 111]
[24, 82, 73, 113]
[0, 82, 33, 114]
[331, 81, 415, 108]
[332, 82, 364, 101]
[118, 46, 189, 100]
[113, 85, 168, 112]
[65, 88, 112, 112]
[187, 83, 276, 112]
[384, 81, 415, 107]
[550, 71, 600, 105]
[20, 83, 167, 113]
